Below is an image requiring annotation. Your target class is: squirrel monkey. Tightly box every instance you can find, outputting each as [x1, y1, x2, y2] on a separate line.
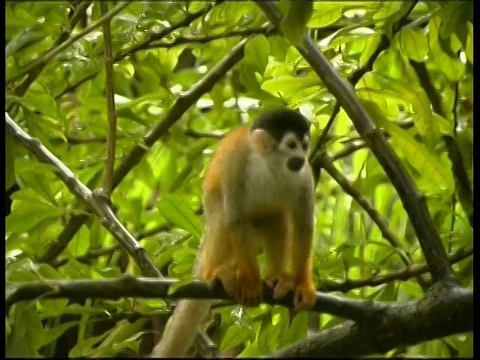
[152, 109, 316, 357]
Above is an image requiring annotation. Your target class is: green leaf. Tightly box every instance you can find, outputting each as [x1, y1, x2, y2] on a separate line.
[309, 5, 343, 27]
[6, 26, 45, 58]
[69, 331, 110, 357]
[6, 303, 44, 356]
[280, 0, 313, 47]
[374, 108, 454, 193]
[157, 194, 203, 239]
[150, 145, 177, 194]
[6, 129, 16, 190]
[261, 73, 319, 98]
[366, 72, 440, 148]
[285, 311, 308, 344]
[7, 201, 64, 233]
[400, 28, 428, 62]
[39, 321, 79, 348]
[220, 324, 250, 351]
[359, 33, 383, 68]
[437, 2, 472, 40]
[244, 35, 270, 76]
[465, 22, 473, 64]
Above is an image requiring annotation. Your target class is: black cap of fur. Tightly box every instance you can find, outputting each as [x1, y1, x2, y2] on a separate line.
[251, 109, 310, 142]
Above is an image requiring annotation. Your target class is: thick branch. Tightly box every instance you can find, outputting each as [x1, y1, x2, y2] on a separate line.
[5, 277, 389, 323]
[256, 1, 456, 284]
[270, 284, 472, 357]
[6, 278, 473, 357]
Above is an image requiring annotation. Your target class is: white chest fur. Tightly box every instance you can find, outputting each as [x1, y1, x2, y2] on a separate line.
[243, 152, 309, 213]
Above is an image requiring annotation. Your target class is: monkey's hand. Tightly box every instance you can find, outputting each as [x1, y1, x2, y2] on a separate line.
[209, 265, 263, 307]
[293, 279, 316, 312]
[265, 273, 294, 300]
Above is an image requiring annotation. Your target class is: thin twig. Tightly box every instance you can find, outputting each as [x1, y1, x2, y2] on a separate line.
[319, 245, 472, 293]
[143, 27, 276, 50]
[100, 2, 118, 195]
[6, 2, 131, 85]
[6, 1, 91, 114]
[316, 153, 415, 268]
[55, 3, 215, 100]
[184, 129, 225, 139]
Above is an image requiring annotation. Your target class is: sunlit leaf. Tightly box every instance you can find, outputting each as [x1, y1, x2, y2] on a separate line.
[280, 0, 313, 47]
[158, 194, 203, 239]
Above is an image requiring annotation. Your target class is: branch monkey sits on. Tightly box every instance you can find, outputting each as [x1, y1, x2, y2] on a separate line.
[152, 109, 316, 357]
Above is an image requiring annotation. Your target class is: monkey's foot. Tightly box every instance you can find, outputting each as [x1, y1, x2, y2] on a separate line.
[206, 264, 237, 289]
[234, 272, 263, 306]
[293, 281, 316, 311]
[265, 273, 293, 300]
[208, 265, 263, 307]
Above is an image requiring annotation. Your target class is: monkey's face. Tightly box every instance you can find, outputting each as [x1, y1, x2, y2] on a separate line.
[278, 132, 310, 172]
[249, 108, 311, 173]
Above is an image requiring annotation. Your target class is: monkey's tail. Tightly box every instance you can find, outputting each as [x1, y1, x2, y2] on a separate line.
[151, 299, 211, 357]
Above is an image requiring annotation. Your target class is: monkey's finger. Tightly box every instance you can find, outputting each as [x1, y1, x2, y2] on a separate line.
[273, 280, 293, 299]
[265, 278, 278, 289]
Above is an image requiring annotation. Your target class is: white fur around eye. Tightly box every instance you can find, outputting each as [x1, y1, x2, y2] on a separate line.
[280, 133, 301, 153]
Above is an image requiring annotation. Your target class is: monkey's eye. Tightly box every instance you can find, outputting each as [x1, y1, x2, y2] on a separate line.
[302, 141, 309, 151]
[287, 141, 297, 150]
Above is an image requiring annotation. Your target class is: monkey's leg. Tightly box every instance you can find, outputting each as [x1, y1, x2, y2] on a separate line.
[291, 210, 316, 311]
[225, 221, 263, 306]
[200, 216, 237, 285]
[258, 212, 293, 300]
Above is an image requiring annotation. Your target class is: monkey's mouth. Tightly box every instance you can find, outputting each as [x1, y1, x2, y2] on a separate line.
[287, 156, 305, 172]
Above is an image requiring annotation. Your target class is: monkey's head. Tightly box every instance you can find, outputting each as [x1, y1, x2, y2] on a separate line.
[250, 109, 311, 172]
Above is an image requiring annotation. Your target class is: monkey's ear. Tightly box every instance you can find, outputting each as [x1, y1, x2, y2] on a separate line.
[250, 129, 274, 155]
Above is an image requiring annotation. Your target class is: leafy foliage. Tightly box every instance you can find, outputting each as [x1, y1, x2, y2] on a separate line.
[5, 1, 472, 358]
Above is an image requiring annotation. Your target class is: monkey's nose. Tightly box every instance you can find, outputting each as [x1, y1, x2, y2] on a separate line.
[287, 156, 305, 171]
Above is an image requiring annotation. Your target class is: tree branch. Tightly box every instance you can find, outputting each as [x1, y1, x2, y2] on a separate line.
[314, 153, 429, 290]
[6, 1, 91, 113]
[143, 27, 276, 50]
[5, 113, 161, 279]
[270, 284, 472, 357]
[100, 2, 118, 195]
[5, 277, 391, 323]
[6, 277, 473, 357]
[54, 3, 216, 100]
[6, 2, 131, 85]
[409, 60, 473, 227]
[256, 1, 457, 284]
[319, 245, 472, 293]
[309, 1, 419, 177]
